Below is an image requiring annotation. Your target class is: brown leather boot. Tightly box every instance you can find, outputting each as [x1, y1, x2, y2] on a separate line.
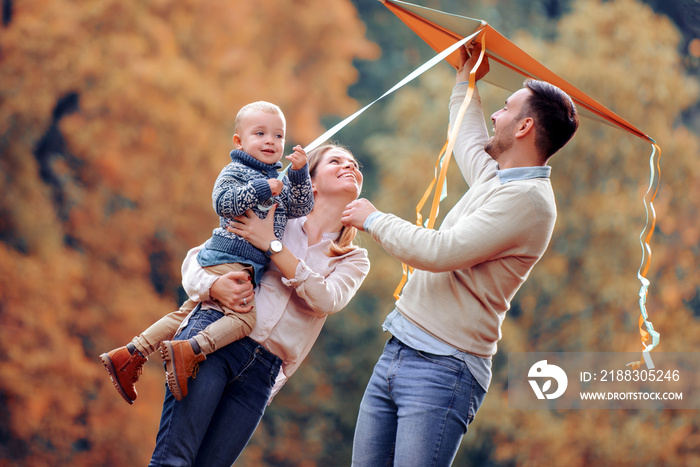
[100, 346, 147, 405]
[161, 340, 206, 401]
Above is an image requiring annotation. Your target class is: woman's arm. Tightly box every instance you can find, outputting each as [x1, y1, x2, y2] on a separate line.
[181, 245, 255, 311]
[227, 205, 300, 279]
[288, 250, 370, 317]
[229, 207, 370, 318]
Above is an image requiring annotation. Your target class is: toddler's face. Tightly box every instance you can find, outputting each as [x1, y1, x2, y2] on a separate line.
[233, 110, 286, 165]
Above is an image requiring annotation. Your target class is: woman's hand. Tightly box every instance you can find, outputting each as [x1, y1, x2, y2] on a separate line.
[230, 204, 302, 280]
[210, 271, 255, 312]
[227, 205, 278, 251]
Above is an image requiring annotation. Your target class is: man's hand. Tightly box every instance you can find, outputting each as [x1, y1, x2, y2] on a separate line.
[456, 41, 490, 84]
[210, 271, 255, 312]
[341, 198, 378, 232]
[286, 145, 308, 171]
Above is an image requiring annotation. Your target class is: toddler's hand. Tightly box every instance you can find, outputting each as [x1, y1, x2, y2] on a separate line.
[268, 179, 283, 197]
[286, 145, 308, 171]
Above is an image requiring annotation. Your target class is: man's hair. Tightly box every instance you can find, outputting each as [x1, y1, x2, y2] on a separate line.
[523, 80, 579, 160]
[234, 101, 285, 133]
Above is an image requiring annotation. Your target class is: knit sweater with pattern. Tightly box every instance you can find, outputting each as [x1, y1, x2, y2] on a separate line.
[204, 149, 314, 267]
[366, 85, 557, 358]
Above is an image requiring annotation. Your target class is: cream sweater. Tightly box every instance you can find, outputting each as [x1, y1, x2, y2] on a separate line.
[368, 84, 557, 357]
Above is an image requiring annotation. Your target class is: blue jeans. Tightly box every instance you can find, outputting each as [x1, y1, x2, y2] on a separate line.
[149, 308, 282, 467]
[351, 337, 486, 466]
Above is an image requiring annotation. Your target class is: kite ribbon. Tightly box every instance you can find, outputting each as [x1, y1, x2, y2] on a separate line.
[628, 141, 661, 370]
[393, 33, 487, 300]
[266, 31, 482, 212]
[391, 139, 448, 300]
[268, 31, 480, 210]
[273, 28, 485, 182]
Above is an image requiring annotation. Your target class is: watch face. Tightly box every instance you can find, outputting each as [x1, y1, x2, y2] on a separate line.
[270, 240, 283, 253]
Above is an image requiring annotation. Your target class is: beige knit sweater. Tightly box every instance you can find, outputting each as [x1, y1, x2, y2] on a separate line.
[368, 84, 557, 358]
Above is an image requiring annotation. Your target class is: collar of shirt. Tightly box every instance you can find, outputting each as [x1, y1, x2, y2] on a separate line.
[497, 165, 551, 184]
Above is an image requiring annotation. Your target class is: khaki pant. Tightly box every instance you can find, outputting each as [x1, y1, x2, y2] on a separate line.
[132, 263, 256, 357]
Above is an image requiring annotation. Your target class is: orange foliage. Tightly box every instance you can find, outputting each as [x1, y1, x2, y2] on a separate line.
[0, 0, 377, 464]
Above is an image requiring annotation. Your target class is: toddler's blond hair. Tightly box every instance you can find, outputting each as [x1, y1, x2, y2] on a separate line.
[234, 101, 285, 133]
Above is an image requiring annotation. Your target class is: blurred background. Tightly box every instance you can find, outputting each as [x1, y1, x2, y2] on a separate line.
[1, 0, 699, 465]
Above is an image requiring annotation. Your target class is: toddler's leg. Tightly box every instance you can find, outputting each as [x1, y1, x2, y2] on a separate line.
[191, 263, 256, 354]
[99, 297, 199, 404]
[132, 300, 197, 357]
[163, 263, 256, 401]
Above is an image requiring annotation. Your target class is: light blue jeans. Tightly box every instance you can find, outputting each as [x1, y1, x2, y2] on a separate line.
[149, 307, 281, 467]
[352, 337, 486, 466]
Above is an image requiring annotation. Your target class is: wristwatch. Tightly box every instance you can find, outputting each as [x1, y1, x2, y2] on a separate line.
[265, 239, 283, 258]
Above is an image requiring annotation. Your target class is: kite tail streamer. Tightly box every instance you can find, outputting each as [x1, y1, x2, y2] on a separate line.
[393, 33, 487, 301]
[628, 141, 661, 370]
[391, 139, 449, 299]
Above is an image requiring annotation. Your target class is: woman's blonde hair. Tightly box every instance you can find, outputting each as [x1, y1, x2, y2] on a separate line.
[307, 144, 360, 257]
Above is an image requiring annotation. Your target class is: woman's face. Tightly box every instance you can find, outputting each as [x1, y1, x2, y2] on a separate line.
[312, 149, 363, 200]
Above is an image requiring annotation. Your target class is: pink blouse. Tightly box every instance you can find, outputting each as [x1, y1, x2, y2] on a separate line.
[181, 217, 370, 399]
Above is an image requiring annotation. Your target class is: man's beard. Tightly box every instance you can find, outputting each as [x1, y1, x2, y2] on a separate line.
[484, 120, 517, 159]
[484, 133, 513, 159]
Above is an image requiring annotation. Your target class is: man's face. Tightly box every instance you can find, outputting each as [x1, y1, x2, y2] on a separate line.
[485, 88, 530, 160]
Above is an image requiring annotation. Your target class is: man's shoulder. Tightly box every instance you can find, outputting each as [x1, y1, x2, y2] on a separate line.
[489, 179, 555, 213]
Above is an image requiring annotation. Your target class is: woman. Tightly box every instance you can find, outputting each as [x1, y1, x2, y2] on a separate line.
[149, 144, 369, 466]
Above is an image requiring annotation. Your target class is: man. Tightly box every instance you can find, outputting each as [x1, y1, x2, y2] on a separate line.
[342, 43, 579, 466]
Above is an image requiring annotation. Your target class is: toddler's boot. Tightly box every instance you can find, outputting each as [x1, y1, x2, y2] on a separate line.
[161, 340, 206, 401]
[100, 345, 147, 405]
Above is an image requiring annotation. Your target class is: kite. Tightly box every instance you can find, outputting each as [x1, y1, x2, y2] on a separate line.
[380, 0, 661, 369]
[290, 0, 660, 368]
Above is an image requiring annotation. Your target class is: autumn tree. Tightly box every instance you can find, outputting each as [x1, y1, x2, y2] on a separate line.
[0, 1, 377, 465]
